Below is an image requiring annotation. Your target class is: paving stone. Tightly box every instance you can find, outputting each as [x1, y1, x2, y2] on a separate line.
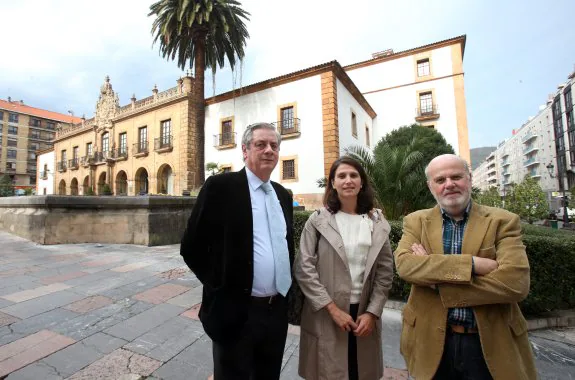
[80, 257, 123, 268]
[279, 355, 303, 380]
[153, 334, 213, 380]
[383, 367, 410, 379]
[181, 303, 201, 320]
[40, 333, 127, 378]
[63, 296, 113, 314]
[99, 276, 169, 301]
[68, 270, 152, 296]
[40, 271, 88, 285]
[0, 283, 41, 299]
[124, 316, 204, 362]
[104, 303, 186, 341]
[0, 290, 85, 319]
[133, 284, 190, 305]
[110, 262, 154, 273]
[0, 276, 39, 291]
[5, 360, 64, 380]
[0, 309, 80, 346]
[1, 283, 71, 303]
[167, 286, 203, 308]
[0, 312, 20, 327]
[0, 267, 42, 277]
[52, 299, 154, 341]
[67, 348, 161, 380]
[0, 330, 75, 377]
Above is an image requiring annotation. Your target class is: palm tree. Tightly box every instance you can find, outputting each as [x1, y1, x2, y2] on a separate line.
[149, 0, 250, 186]
[346, 141, 433, 220]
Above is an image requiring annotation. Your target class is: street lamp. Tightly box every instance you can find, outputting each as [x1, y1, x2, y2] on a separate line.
[546, 162, 570, 226]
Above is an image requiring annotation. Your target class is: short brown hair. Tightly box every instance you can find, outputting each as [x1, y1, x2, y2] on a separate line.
[323, 156, 374, 214]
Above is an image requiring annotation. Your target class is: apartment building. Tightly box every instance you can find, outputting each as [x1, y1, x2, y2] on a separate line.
[0, 99, 80, 191]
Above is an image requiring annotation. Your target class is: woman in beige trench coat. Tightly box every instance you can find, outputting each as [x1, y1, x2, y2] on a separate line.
[295, 157, 394, 380]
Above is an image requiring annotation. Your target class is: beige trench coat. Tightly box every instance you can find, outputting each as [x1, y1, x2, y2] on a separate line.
[294, 208, 394, 380]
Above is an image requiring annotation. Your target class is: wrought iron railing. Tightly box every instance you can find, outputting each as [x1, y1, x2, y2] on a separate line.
[57, 161, 67, 172]
[271, 118, 301, 135]
[213, 132, 236, 147]
[154, 135, 173, 150]
[133, 141, 149, 155]
[416, 104, 439, 117]
[68, 158, 79, 169]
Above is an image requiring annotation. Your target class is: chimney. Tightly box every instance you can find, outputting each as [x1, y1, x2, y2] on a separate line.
[19, 100, 24, 105]
[7, 96, 11, 102]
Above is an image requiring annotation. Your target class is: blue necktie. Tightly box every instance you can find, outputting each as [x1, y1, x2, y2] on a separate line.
[261, 182, 292, 296]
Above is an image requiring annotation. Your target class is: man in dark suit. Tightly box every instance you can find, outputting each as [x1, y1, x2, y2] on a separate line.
[181, 122, 295, 380]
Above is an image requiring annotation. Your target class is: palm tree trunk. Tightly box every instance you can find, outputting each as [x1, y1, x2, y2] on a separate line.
[193, 31, 206, 186]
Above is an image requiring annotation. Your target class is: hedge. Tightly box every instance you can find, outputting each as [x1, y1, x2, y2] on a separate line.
[293, 211, 575, 316]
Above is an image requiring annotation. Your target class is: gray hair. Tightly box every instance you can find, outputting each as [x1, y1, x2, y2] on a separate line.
[241, 122, 281, 149]
[424, 154, 471, 180]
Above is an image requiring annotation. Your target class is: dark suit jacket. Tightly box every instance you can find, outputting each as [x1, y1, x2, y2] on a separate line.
[180, 168, 295, 343]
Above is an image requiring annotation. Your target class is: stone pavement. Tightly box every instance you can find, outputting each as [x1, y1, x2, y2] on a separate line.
[0, 231, 573, 380]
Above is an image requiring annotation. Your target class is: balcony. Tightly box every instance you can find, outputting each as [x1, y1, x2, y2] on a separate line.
[26, 168, 36, 174]
[93, 151, 105, 163]
[5, 167, 16, 174]
[415, 105, 440, 122]
[40, 171, 48, 180]
[81, 155, 94, 167]
[213, 133, 237, 150]
[68, 158, 79, 170]
[529, 169, 541, 178]
[521, 132, 537, 143]
[133, 141, 149, 157]
[488, 178, 498, 185]
[502, 170, 511, 176]
[271, 118, 301, 139]
[154, 135, 173, 153]
[501, 159, 510, 167]
[523, 144, 539, 154]
[523, 156, 540, 167]
[57, 161, 67, 173]
[111, 148, 128, 161]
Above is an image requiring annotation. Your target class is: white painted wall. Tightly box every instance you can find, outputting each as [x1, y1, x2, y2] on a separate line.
[346, 45, 462, 153]
[37, 150, 54, 195]
[205, 75, 324, 194]
[336, 78, 373, 154]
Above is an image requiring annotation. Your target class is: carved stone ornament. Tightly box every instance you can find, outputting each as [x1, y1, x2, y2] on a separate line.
[95, 76, 120, 133]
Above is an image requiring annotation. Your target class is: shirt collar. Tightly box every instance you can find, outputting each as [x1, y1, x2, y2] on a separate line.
[441, 202, 472, 222]
[245, 166, 267, 192]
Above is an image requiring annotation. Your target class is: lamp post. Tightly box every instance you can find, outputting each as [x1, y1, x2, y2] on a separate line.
[546, 162, 570, 227]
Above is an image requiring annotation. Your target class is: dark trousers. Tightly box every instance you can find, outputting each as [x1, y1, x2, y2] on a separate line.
[348, 303, 359, 380]
[212, 295, 288, 380]
[434, 329, 493, 380]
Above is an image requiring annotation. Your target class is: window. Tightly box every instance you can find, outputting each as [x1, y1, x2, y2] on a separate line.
[283, 160, 296, 180]
[221, 119, 233, 145]
[30, 176, 36, 185]
[8, 126, 17, 135]
[0, 111, 3, 120]
[102, 133, 109, 152]
[365, 125, 370, 147]
[31, 118, 41, 127]
[351, 112, 357, 137]
[417, 58, 430, 77]
[61, 150, 67, 162]
[565, 88, 573, 111]
[419, 92, 433, 114]
[46, 122, 55, 130]
[281, 106, 295, 132]
[30, 130, 40, 139]
[139, 126, 147, 149]
[6, 162, 16, 170]
[7, 139, 17, 147]
[9, 113, 18, 123]
[161, 119, 171, 145]
[7, 149, 17, 158]
[29, 152, 36, 160]
[86, 142, 93, 156]
[73, 146, 79, 160]
[119, 133, 127, 154]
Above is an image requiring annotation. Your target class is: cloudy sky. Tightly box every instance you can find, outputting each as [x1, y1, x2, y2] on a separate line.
[2, 0, 574, 148]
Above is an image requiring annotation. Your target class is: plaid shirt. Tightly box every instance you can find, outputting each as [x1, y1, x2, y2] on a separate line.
[442, 203, 476, 328]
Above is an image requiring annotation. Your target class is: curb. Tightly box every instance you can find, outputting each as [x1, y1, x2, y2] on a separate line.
[385, 301, 575, 332]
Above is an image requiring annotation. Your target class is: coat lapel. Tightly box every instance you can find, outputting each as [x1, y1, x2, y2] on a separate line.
[362, 212, 389, 284]
[423, 206, 445, 255]
[315, 211, 350, 271]
[461, 202, 491, 256]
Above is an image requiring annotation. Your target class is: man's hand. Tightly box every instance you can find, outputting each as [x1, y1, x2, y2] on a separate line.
[353, 313, 376, 337]
[325, 302, 358, 332]
[411, 243, 428, 256]
[473, 256, 499, 275]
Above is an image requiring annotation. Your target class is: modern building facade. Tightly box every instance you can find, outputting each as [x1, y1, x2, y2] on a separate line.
[0, 99, 80, 192]
[473, 69, 575, 210]
[52, 35, 470, 208]
[36, 148, 54, 195]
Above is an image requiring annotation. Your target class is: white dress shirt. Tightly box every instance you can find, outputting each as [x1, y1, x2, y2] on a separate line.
[246, 167, 285, 296]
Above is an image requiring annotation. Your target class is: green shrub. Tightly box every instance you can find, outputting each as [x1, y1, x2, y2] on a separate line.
[292, 212, 575, 315]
